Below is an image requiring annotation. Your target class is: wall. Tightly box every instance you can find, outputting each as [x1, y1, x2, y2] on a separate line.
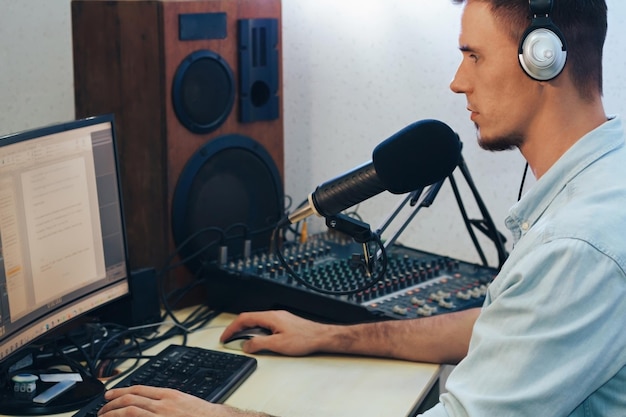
[2, 0, 625, 267]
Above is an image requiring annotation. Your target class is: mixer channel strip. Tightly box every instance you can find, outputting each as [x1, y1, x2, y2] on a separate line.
[364, 274, 489, 318]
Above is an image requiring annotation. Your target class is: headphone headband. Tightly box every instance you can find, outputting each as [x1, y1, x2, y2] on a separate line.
[529, 0, 553, 15]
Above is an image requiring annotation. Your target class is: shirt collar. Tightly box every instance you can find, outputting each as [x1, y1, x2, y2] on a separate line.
[506, 116, 624, 242]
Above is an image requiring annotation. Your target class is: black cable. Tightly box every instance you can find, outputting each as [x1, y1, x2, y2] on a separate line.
[101, 334, 142, 380]
[51, 345, 91, 375]
[271, 226, 388, 296]
[157, 226, 224, 328]
[518, 162, 529, 201]
[91, 304, 219, 383]
[225, 223, 249, 236]
[63, 333, 98, 377]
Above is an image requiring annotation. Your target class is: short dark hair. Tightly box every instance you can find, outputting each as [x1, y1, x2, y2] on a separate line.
[452, 0, 608, 100]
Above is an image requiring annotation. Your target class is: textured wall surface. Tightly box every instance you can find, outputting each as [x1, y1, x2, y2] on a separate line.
[2, 0, 625, 266]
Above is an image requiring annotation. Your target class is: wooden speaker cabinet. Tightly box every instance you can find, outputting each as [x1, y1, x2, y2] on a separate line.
[72, 0, 284, 299]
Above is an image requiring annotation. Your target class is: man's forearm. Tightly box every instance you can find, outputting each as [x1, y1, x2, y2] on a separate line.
[318, 308, 479, 364]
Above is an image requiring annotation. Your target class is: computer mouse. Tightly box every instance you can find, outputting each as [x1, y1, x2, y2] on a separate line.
[222, 326, 273, 351]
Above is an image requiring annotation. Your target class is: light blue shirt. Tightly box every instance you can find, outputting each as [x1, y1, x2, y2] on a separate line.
[423, 117, 626, 417]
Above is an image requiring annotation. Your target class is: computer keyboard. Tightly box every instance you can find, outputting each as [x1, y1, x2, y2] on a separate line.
[72, 344, 257, 417]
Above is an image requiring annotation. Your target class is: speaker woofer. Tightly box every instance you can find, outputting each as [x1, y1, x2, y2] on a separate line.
[172, 135, 284, 272]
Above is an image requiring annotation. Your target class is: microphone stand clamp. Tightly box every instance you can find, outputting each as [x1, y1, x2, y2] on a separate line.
[326, 213, 378, 275]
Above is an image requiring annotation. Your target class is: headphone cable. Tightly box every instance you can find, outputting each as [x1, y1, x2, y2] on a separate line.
[518, 162, 529, 201]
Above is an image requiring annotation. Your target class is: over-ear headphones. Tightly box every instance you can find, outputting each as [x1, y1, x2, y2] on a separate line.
[518, 0, 567, 81]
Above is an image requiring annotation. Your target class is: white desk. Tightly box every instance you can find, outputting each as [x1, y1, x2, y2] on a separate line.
[1, 312, 441, 417]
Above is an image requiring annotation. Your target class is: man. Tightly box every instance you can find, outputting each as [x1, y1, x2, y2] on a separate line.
[99, 0, 625, 416]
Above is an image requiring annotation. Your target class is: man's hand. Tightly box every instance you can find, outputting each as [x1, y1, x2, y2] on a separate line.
[98, 386, 272, 417]
[220, 310, 332, 355]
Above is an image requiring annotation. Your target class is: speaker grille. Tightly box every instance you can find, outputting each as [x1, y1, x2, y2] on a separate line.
[172, 50, 235, 133]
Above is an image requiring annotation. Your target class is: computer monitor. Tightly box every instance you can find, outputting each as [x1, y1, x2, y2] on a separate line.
[0, 115, 130, 413]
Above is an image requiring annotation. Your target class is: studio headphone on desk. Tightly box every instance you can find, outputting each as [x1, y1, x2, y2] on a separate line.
[518, 0, 567, 81]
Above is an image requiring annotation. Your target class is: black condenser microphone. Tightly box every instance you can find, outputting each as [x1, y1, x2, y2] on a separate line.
[282, 119, 462, 226]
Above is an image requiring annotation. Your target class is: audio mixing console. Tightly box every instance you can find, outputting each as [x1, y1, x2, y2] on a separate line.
[205, 232, 498, 323]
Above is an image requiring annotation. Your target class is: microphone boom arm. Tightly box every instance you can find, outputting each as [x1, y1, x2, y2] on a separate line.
[375, 179, 446, 257]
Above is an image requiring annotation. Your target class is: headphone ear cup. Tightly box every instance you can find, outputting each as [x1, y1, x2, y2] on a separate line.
[518, 27, 567, 81]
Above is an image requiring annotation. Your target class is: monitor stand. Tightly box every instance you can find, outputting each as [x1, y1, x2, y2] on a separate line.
[0, 371, 104, 415]
[0, 330, 107, 416]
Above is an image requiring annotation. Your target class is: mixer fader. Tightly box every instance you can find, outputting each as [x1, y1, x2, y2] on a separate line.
[210, 232, 498, 323]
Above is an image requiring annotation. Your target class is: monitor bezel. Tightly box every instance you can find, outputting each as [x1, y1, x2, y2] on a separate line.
[0, 114, 131, 366]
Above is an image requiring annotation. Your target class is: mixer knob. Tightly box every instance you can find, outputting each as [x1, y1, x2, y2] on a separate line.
[410, 296, 426, 306]
[392, 305, 408, 316]
[447, 258, 458, 271]
[369, 285, 379, 298]
[456, 291, 472, 300]
[429, 292, 445, 302]
[437, 290, 451, 298]
[417, 307, 434, 317]
[419, 267, 427, 281]
[398, 275, 408, 289]
[469, 288, 482, 298]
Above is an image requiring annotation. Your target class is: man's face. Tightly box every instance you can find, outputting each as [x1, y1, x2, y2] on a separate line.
[450, 1, 543, 151]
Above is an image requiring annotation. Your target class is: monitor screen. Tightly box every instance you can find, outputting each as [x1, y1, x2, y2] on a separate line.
[0, 115, 130, 364]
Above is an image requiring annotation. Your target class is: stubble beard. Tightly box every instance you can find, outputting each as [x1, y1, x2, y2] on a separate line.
[475, 123, 524, 151]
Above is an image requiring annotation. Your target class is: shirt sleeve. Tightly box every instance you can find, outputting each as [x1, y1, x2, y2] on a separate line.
[419, 238, 626, 417]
